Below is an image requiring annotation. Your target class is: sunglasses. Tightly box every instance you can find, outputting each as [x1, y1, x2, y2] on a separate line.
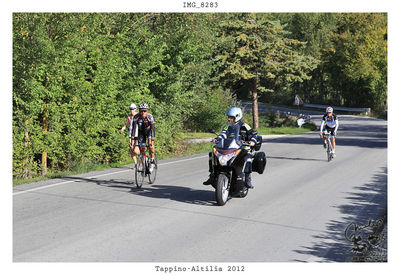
[139, 110, 148, 113]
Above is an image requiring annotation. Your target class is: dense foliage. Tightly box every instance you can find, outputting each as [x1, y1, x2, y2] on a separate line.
[13, 13, 387, 179]
[262, 13, 387, 112]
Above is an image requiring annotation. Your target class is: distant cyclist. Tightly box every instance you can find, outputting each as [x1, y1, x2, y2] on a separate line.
[120, 103, 137, 167]
[131, 102, 156, 172]
[319, 106, 339, 157]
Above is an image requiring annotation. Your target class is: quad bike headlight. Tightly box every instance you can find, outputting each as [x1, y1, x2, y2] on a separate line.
[216, 152, 236, 166]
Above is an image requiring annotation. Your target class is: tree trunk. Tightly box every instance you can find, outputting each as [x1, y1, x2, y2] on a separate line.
[42, 151, 47, 176]
[42, 104, 48, 176]
[251, 77, 259, 129]
[23, 129, 30, 179]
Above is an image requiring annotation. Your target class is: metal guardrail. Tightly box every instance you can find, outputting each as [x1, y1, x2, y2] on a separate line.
[241, 102, 371, 115]
[303, 103, 371, 113]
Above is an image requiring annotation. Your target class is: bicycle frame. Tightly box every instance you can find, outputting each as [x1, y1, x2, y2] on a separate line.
[323, 132, 334, 161]
[137, 142, 151, 173]
[135, 142, 157, 187]
[138, 143, 149, 159]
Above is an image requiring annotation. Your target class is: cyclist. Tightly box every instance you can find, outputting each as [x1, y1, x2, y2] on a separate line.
[319, 106, 339, 157]
[120, 103, 137, 168]
[131, 102, 156, 172]
[203, 107, 257, 189]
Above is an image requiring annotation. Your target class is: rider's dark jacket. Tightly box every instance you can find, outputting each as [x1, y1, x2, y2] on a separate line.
[217, 121, 257, 148]
[130, 113, 155, 140]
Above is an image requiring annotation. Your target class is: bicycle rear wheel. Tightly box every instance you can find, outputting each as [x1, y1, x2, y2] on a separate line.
[135, 155, 146, 188]
[148, 154, 158, 184]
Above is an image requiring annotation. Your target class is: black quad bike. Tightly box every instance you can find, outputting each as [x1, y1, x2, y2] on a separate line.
[207, 129, 266, 206]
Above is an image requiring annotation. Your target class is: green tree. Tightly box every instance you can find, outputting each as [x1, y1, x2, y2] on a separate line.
[328, 13, 387, 111]
[273, 13, 338, 105]
[270, 13, 387, 111]
[216, 13, 318, 128]
[13, 13, 143, 177]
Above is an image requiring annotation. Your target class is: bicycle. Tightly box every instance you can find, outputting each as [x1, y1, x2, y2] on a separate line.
[135, 142, 158, 188]
[322, 131, 335, 162]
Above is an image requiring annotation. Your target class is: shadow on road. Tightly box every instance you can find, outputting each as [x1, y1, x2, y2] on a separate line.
[267, 155, 325, 162]
[292, 167, 387, 262]
[59, 176, 216, 206]
[104, 181, 216, 206]
[25, 178, 217, 210]
[63, 176, 129, 185]
[129, 184, 216, 206]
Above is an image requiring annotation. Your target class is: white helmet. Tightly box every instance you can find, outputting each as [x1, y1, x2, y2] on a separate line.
[227, 107, 243, 123]
[326, 106, 333, 113]
[130, 103, 137, 110]
[138, 102, 149, 110]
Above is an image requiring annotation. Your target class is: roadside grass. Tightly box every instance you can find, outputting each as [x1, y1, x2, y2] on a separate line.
[257, 124, 316, 135]
[182, 132, 215, 139]
[158, 142, 212, 159]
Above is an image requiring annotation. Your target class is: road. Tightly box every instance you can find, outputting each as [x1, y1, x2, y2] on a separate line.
[13, 115, 387, 262]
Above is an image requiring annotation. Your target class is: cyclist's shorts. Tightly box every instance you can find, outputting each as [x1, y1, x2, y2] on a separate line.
[323, 126, 336, 137]
[137, 132, 152, 145]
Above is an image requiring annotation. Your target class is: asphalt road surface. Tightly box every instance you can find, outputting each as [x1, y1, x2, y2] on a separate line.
[13, 115, 387, 262]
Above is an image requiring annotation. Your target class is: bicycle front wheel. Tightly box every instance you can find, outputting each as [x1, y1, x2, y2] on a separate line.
[327, 140, 332, 162]
[135, 155, 146, 188]
[148, 154, 158, 184]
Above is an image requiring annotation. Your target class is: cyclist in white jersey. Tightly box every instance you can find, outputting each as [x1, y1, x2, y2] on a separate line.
[319, 106, 339, 157]
[120, 103, 138, 167]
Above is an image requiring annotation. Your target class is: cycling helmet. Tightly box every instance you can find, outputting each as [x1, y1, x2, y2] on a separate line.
[138, 102, 149, 110]
[326, 106, 333, 113]
[129, 103, 137, 110]
[226, 107, 243, 123]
